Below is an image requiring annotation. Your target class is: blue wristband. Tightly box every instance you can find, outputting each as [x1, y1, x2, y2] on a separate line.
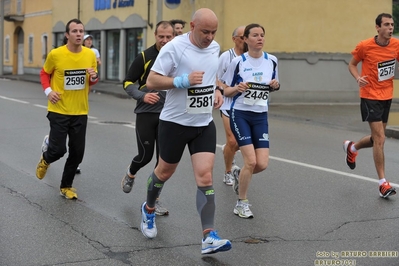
[173, 73, 190, 89]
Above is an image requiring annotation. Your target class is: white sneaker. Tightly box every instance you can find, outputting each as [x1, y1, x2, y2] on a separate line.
[234, 200, 254, 219]
[231, 165, 240, 195]
[201, 231, 232, 254]
[41, 135, 49, 153]
[75, 166, 81, 174]
[223, 172, 234, 186]
[140, 202, 157, 239]
[155, 200, 169, 216]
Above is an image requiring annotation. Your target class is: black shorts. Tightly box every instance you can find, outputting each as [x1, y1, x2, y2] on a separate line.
[360, 98, 392, 123]
[220, 109, 231, 118]
[158, 120, 216, 164]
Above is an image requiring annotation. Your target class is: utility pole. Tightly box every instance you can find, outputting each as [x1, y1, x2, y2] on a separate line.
[77, 0, 80, 19]
[0, 0, 4, 75]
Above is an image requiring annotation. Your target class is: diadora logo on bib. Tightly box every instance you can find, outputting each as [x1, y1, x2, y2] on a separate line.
[188, 86, 213, 96]
[189, 87, 213, 94]
[65, 70, 86, 75]
[259, 133, 269, 141]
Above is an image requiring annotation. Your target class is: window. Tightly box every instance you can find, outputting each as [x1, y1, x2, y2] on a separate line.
[28, 35, 33, 63]
[106, 30, 120, 80]
[126, 28, 144, 71]
[5, 36, 10, 62]
[42, 34, 48, 63]
[54, 33, 65, 48]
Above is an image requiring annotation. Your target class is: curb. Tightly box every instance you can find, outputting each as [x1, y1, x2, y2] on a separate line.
[386, 127, 399, 139]
[92, 87, 130, 99]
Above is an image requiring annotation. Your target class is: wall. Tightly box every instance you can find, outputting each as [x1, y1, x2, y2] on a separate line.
[3, 0, 53, 74]
[1, 0, 395, 103]
[218, 0, 393, 103]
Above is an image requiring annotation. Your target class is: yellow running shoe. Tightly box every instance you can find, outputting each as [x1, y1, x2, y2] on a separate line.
[60, 187, 78, 200]
[36, 156, 49, 180]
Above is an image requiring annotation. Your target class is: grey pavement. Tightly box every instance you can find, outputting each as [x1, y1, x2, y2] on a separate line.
[2, 75, 399, 266]
[2, 73, 399, 139]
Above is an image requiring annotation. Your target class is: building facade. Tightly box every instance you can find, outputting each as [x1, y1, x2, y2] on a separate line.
[1, 0, 393, 102]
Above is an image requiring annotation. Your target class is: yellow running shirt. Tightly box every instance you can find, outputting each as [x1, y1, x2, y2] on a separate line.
[43, 45, 97, 115]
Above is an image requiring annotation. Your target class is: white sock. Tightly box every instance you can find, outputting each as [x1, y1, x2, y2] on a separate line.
[46, 139, 49, 145]
[379, 178, 386, 186]
[350, 144, 357, 153]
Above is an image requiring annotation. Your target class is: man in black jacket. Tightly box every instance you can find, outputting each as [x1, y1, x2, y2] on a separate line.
[121, 21, 174, 215]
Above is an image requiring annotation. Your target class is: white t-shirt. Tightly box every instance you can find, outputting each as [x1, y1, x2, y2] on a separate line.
[91, 47, 100, 59]
[221, 52, 278, 113]
[217, 48, 237, 111]
[151, 32, 220, 126]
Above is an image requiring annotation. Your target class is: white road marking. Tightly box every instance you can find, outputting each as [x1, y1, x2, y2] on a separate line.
[216, 144, 399, 188]
[33, 104, 47, 108]
[123, 124, 136, 129]
[2, 95, 98, 120]
[3, 94, 398, 189]
[0, 95, 29, 104]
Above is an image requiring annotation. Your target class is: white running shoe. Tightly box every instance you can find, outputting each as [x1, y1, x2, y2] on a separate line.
[223, 172, 234, 186]
[234, 200, 254, 219]
[41, 135, 49, 153]
[155, 200, 169, 216]
[231, 165, 240, 195]
[201, 231, 232, 254]
[140, 202, 157, 239]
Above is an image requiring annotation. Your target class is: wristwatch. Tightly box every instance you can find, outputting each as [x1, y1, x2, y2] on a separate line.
[215, 86, 224, 95]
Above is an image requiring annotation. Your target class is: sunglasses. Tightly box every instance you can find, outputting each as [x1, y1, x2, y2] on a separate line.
[235, 36, 244, 40]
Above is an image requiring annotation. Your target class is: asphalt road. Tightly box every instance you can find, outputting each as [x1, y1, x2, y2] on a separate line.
[0, 79, 398, 266]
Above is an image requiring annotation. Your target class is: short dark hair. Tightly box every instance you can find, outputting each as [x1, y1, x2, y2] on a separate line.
[170, 19, 186, 28]
[375, 13, 392, 27]
[65, 18, 83, 34]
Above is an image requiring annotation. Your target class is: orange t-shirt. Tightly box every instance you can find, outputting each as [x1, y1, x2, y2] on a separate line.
[352, 37, 399, 100]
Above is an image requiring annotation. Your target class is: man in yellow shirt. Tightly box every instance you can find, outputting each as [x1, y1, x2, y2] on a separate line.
[36, 18, 98, 199]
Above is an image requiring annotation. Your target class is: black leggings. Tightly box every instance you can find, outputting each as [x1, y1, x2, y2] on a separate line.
[129, 113, 160, 176]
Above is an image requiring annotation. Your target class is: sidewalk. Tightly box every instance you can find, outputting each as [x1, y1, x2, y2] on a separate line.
[2, 73, 399, 139]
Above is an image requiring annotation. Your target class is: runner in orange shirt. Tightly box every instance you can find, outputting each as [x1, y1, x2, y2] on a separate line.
[344, 13, 399, 198]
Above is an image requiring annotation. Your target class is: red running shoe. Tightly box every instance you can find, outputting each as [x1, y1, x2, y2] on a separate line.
[379, 182, 396, 199]
[343, 140, 358, 170]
